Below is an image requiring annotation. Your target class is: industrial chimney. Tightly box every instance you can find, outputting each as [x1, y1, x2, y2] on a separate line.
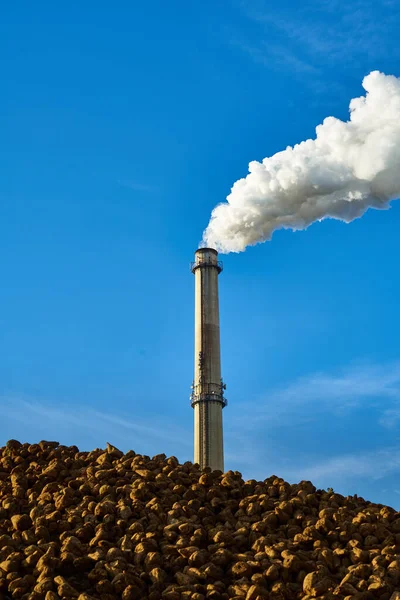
[190, 248, 227, 472]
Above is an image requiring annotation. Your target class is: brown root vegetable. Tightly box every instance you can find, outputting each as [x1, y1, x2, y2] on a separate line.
[0, 440, 399, 600]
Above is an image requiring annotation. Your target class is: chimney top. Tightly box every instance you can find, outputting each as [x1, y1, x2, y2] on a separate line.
[191, 247, 222, 274]
[195, 247, 218, 255]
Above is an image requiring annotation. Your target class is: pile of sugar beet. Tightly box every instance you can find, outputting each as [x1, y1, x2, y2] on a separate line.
[0, 441, 399, 600]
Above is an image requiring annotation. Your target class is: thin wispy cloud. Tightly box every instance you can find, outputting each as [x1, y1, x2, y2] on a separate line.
[379, 406, 400, 429]
[246, 0, 400, 61]
[90, 409, 190, 446]
[284, 447, 400, 484]
[0, 398, 191, 453]
[225, 432, 400, 504]
[117, 179, 157, 193]
[231, 38, 318, 75]
[234, 0, 400, 83]
[269, 45, 318, 75]
[228, 361, 400, 431]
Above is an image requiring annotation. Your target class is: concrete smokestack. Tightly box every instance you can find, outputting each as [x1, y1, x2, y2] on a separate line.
[191, 247, 227, 472]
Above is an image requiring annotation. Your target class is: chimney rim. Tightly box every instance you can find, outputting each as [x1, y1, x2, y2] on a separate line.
[195, 247, 218, 255]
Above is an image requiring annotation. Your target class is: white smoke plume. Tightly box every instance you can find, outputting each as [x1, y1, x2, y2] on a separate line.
[203, 71, 400, 253]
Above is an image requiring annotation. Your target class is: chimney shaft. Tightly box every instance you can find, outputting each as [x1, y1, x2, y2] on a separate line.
[191, 248, 226, 472]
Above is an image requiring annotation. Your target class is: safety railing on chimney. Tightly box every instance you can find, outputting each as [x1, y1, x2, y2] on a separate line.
[190, 260, 223, 274]
[190, 380, 227, 408]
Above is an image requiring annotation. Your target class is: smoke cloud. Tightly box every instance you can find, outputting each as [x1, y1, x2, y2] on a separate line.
[203, 71, 400, 253]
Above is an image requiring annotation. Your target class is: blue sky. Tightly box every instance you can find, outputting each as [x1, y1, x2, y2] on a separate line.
[1, 0, 400, 508]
